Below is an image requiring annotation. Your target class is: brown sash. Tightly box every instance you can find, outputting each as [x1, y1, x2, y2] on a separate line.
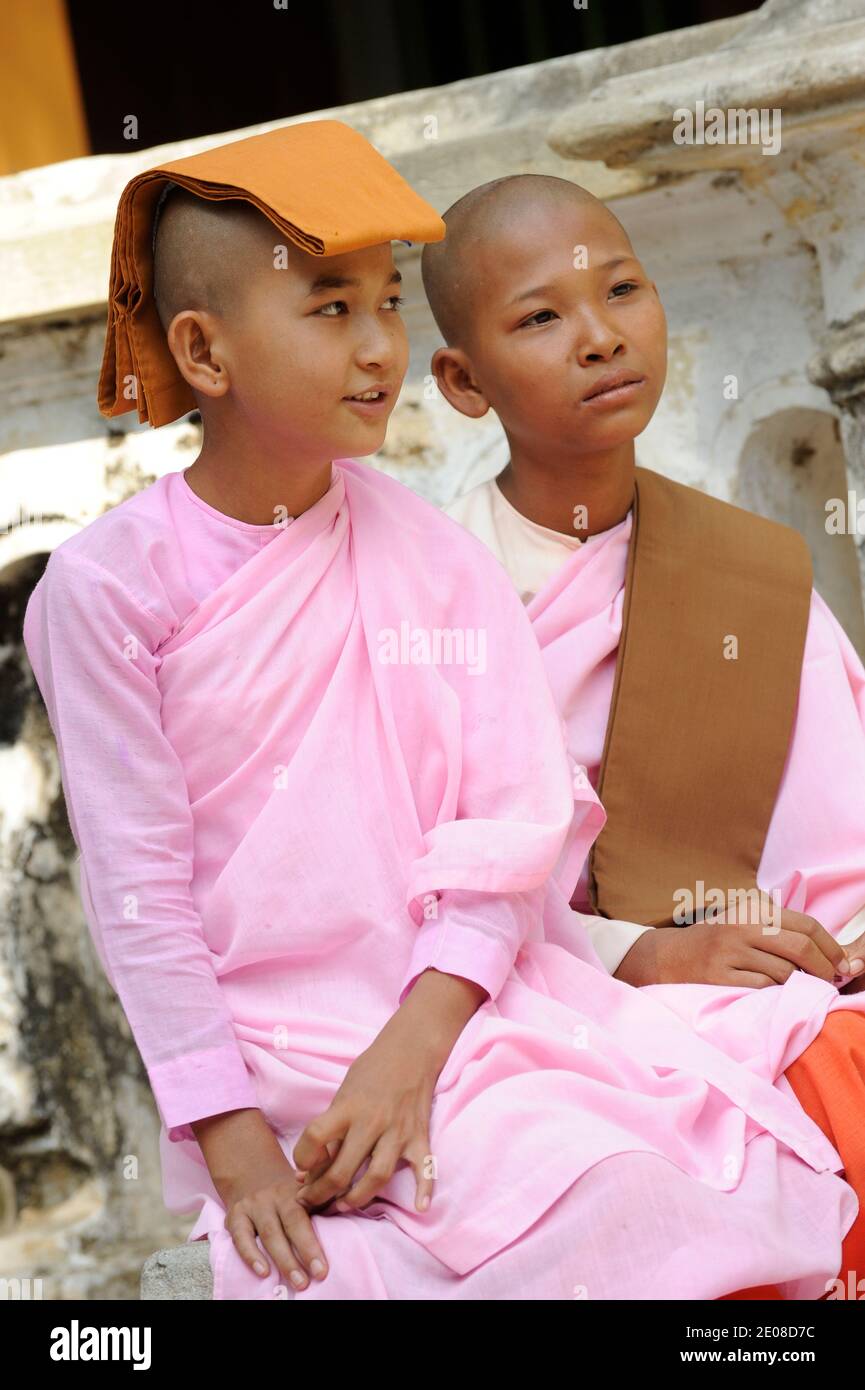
[587, 466, 813, 927]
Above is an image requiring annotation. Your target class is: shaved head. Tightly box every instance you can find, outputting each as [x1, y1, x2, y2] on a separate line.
[152, 183, 278, 333]
[421, 175, 633, 351]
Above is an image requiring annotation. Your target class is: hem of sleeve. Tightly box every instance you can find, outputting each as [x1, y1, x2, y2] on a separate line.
[837, 907, 865, 947]
[147, 1044, 260, 1144]
[398, 923, 513, 1006]
[584, 918, 653, 976]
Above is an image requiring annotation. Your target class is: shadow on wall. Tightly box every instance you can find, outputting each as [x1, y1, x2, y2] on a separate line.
[734, 408, 865, 661]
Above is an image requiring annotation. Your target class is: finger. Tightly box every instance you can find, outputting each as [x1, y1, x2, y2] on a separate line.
[279, 1203, 329, 1282]
[297, 1125, 378, 1210]
[728, 970, 779, 989]
[407, 1138, 435, 1213]
[299, 1138, 342, 1187]
[226, 1210, 272, 1278]
[841, 930, 865, 975]
[736, 949, 797, 986]
[293, 1115, 346, 1177]
[254, 1209, 315, 1291]
[777, 912, 849, 972]
[748, 926, 838, 982]
[336, 1131, 403, 1211]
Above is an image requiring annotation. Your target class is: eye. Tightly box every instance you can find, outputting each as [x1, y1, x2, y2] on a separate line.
[611, 281, 639, 298]
[315, 294, 405, 316]
[519, 309, 559, 328]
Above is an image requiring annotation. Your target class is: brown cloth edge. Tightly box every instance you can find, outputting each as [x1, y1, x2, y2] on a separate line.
[587, 465, 813, 927]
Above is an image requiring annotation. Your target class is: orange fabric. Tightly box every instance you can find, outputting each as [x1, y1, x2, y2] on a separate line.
[786, 1009, 865, 1287]
[98, 119, 445, 429]
[722, 1008, 865, 1301]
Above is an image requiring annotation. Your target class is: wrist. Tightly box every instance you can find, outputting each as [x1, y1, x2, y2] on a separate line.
[614, 927, 664, 985]
[393, 968, 486, 1069]
[191, 1108, 287, 1202]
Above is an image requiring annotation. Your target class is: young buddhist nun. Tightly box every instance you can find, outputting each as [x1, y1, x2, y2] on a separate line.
[21, 124, 864, 1303]
[426, 173, 865, 1299]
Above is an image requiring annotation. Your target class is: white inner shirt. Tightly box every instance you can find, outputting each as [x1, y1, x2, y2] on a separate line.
[444, 472, 651, 977]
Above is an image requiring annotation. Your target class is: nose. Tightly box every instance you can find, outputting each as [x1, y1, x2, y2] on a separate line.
[573, 307, 626, 366]
[354, 308, 400, 370]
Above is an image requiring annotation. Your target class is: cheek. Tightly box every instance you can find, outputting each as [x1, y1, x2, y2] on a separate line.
[268, 331, 341, 398]
[386, 317, 410, 377]
[640, 305, 668, 360]
[625, 309, 665, 381]
[231, 341, 332, 426]
[648, 328, 669, 399]
[487, 343, 551, 405]
[395, 328, 410, 373]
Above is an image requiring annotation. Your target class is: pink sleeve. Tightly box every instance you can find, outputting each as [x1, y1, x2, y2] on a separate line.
[22, 551, 260, 1143]
[397, 885, 545, 1005]
[758, 587, 865, 938]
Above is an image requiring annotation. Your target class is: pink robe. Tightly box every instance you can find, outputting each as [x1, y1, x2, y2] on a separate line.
[22, 461, 863, 1300]
[527, 509, 865, 937]
[523, 507, 865, 1097]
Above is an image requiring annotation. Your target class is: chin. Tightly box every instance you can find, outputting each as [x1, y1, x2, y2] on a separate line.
[345, 428, 390, 458]
[606, 405, 661, 439]
[590, 414, 652, 447]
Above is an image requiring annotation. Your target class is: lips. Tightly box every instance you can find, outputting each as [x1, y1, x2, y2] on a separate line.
[582, 370, 645, 402]
[343, 385, 391, 403]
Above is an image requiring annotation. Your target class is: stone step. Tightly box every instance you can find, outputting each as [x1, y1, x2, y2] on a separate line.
[141, 1242, 212, 1300]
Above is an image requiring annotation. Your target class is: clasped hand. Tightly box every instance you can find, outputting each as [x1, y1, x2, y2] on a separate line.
[616, 902, 865, 988]
[292, 1025, 438, 1216]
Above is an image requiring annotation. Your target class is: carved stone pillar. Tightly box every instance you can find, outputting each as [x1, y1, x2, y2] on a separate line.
[808, 311, 865, 608]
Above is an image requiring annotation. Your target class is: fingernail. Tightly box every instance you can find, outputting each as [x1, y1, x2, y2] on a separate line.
[290, 1270, 308, 1288]
[253, 1260, 267, 1276]
[418, 1195, 430, 1211]
[335, 1199, 351, 1212]
[849, 959, 864, 974]
[310, 1258, 326, 1277]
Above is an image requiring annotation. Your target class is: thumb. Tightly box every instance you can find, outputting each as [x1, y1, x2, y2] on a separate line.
[842, 930, 865, 974]
[297, 1138, 342, 1186]
[293, 1117, 344, 1174]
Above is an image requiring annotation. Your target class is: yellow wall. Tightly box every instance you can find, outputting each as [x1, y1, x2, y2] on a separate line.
[0, 0, 89, 174]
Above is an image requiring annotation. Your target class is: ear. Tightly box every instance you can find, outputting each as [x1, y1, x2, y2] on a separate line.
[430, 346, 490, 420]
[167, 309, 231, 403]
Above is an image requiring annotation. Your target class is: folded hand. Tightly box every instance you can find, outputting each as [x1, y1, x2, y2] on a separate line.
[292, 1030, 437, 1216]
[616, 905, 858, 988]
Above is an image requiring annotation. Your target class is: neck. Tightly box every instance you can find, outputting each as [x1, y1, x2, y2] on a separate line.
[495, 440, 636, 540]
[183, 433, 334, 526]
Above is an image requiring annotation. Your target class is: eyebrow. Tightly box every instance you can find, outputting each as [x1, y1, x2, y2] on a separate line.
[507, 256, 638, 307]
[306, 268, 403, 296]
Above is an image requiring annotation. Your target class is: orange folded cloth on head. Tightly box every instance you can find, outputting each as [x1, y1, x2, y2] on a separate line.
[98, 119, 445, 428]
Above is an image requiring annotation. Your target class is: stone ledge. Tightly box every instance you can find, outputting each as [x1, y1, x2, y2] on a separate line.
[0, 13, 747, 325]
[548, 4, 865, 171]
[140, 1242, 213, 1301]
